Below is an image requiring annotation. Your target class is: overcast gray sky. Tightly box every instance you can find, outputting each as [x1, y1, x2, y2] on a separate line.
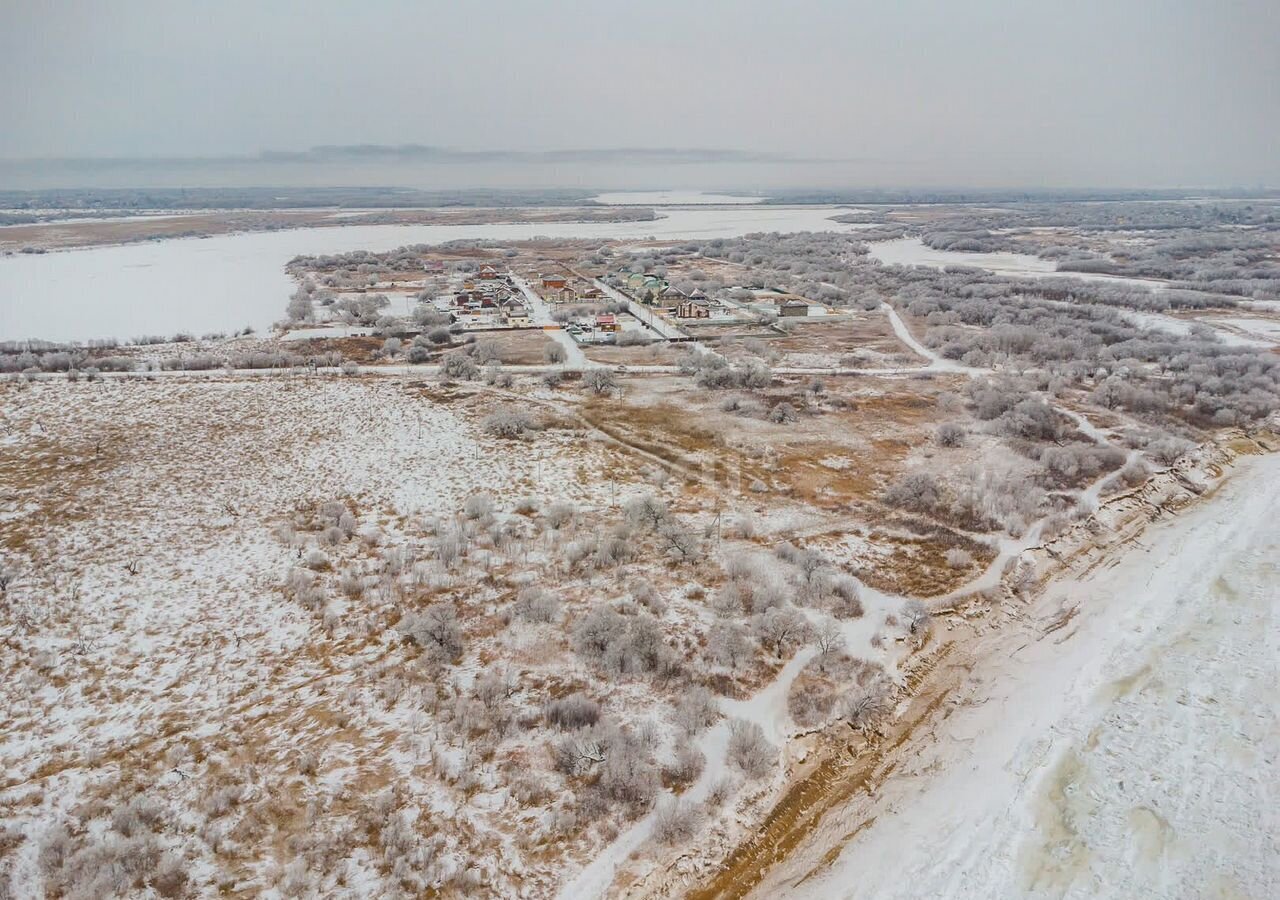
[2, 0, 1277, 189]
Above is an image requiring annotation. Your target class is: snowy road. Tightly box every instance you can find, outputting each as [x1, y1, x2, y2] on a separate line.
[591, 278, 689, 340]
[509, 272, 555, 326]
[764, 450, 1280, 900]
[882, 302, 969, 373]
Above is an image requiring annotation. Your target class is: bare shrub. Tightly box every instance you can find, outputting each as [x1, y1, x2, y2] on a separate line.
[651, 798, 703, 845]
[398, 603, 464, 664]
[544, 501, 576, 530]
[673, 686, 720, 735]
[1104, 457, 1153, 493]
[706, 621, 753, 671]
[705, 775, 735, 809]
[583, 368, 617, 395]
[768, 402, 798, 424]
[726, 719, 776, 779]
[842, 677, 892, 732]
[752, 606, 812, 658]
[613, 329, 652, 347]
[473, 339, 501, 365]
[339, 570, 365, 599]
[573, 606, 676, 678]
[1146, 436, 1193, 466]
[902, 599, 932, 635]
[545, 342, 568, 364]
[788, 675, 836, 728]
[464, 492, 495, 520]
[304, 549, 329, 571]
[624, 493, 669, 529]
[662, 738, 706, 790]
[828, 574, 864, 619]
[482, 406, 536, 438]
[553, 724, 662, 814]
[545, 693, 601, 730]
[512, 586, 560, 623]
[884, 471, 942, 514]
[440, 352, 479, 380]
[936, 422, 966, 447]
[813, 617, 846, 668]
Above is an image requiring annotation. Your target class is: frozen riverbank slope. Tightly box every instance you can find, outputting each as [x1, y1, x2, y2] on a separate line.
[762, 449, 1280, 899]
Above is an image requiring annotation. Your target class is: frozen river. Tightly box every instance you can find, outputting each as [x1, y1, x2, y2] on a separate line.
[0, 206, 851, 343]
[867, 236, 1171, 290]
[589, 191, 768, 205]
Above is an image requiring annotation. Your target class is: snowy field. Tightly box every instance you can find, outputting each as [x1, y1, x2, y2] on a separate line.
[0, 377, 642, 896]
[762, 450, 1280, 900]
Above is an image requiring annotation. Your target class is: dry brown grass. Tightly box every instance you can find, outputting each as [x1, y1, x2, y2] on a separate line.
[294, 335, 386, 362]
[582, 343, 684, 366]
[862, 531, 994, 598]
[0, 397, 131, 553]
[580, 398, 723, 467]
[476, 329, 559, 365]
[718, 316, 924, 364]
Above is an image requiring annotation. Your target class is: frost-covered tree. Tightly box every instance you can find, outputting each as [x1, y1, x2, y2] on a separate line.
[726, 718, 776, 779]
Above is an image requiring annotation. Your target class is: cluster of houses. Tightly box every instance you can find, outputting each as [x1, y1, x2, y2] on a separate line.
[538, 274, 602, 305]
[608, 270, 725, 319]
[447, 265, 531, 327]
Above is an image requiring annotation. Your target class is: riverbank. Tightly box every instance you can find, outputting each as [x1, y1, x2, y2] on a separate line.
[768, 437, 1279, 900]
[626, 429, 1276, 899]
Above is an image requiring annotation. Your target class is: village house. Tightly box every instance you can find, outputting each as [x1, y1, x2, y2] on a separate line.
[541, 275, 568, 290]
[423, 259, 445, 274]
[676, 297, 712, 319]
[478, 264, 499, 280]
[504, 303, 531, 327]
[622, 271, 669, 302]
[453, 288, 503, 310]
[779, 298, 810, 317]
[595, 313, 620, 333]
[656, 284, 688, 307]
[557, 286, 578, 303]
